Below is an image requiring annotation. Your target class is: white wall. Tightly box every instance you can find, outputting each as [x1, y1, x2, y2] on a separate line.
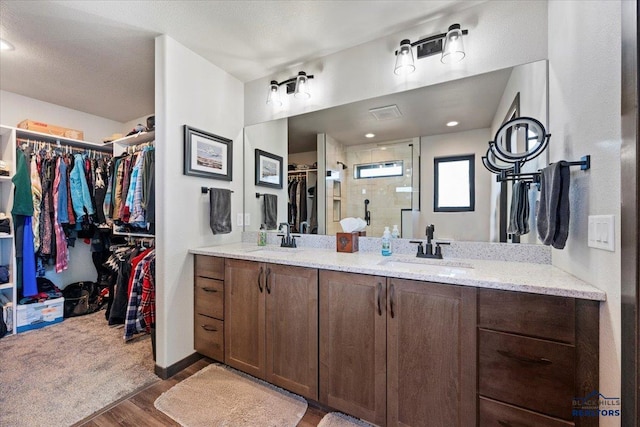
[243, 119, 288, 232]
[0, 90, 124, 288]
[155, 35, 244, 369]
[0, 90, 123, 143]
[548, 2, 621, 424]
[420, 128, 491, 241]
[244, 0, 548, 126]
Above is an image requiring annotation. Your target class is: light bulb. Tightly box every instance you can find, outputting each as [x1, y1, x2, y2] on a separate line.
[441, 24, 465, 64]
[266, 80, 282, 106]
[394, 39, 415, 75]
[294, 72, 311, 99]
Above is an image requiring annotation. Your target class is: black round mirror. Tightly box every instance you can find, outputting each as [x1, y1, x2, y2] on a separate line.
[491, 116, 549, 162]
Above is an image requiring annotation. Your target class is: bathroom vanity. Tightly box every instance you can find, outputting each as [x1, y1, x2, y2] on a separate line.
[190, 243, 604, 427]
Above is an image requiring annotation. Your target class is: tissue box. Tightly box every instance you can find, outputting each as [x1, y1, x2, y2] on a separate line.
[336, 232, 359, 253]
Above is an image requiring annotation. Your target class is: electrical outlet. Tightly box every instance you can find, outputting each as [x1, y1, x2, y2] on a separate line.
[236, 213, 244, 226]
[244, 213, 250, 226]
[587, 215, 615, 251]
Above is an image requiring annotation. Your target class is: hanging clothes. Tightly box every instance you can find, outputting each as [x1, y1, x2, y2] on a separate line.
[30, 154, 42, 251]
[52, 157, 68, 273]
[70, 153, 95, 222]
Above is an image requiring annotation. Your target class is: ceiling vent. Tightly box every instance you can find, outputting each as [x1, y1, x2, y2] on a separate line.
[369, 105, 403, 121]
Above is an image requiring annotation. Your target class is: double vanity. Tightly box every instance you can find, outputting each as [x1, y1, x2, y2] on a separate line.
[190, 239, 604, 427]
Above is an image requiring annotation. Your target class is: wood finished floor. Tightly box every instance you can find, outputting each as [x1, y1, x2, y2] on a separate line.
[76, 358, 328, 427]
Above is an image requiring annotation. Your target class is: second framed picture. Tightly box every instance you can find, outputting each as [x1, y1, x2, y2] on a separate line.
[255, 149, 283, 189]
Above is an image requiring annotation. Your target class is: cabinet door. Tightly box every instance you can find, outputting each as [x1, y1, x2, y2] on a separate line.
[387, 279, 477, 427]
[265, 264, 318, 400]
[224, 259, 265, 379]
[319, 270, 386, 426]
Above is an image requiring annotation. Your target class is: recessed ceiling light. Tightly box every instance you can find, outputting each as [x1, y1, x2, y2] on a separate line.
[446, 121, 459, 127]
[0, 39, 15, 51]
[365, 133, 375, 138]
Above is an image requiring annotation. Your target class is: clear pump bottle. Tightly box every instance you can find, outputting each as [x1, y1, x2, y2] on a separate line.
[382, 226, 392, 256]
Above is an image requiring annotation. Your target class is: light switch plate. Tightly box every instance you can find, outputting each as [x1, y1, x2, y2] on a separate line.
[587, 215, 615, 251]
[236, 213, 244, 226]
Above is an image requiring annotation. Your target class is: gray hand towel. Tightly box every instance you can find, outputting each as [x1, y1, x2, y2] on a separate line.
[209, 188, 232, 235]
[263, 194, 278, 230]
[536, 162, 570, 248]
[508, 180, 530, 236]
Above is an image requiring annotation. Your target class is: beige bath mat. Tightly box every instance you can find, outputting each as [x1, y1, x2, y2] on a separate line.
[318, 412, 375, 427]
[154, 364, 307, 426]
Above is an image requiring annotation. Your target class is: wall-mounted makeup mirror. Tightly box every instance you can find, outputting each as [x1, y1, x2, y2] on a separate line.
[243, 59, 548, 243]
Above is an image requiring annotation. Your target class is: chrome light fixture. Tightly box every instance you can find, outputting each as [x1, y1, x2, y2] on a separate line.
[394, 24, 468, 75]
[266, 71, 315, 106]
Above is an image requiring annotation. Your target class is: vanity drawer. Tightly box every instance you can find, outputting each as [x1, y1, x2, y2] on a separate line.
[479, 397, 574, 427]
[478, 329, 575, 420]
[195, 277, 224, 319]
[478, 289, 575, 344]
[195, 255, 225, 280]
[194, 314, 224, 362]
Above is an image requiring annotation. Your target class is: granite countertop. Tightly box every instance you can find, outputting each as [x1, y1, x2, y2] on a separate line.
[189, 243, 606, 301]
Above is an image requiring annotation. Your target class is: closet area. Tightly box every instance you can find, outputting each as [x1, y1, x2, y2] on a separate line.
[287, 168, 317, 233]
[0, 123, 156, 354]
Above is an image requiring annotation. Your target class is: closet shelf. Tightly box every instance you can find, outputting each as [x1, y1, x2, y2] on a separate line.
[112, 229, 155, 238]
[0, 234, 13, 239]
[14, 127, 111, 153]
[0, 282, 13, 291]
[104, 130, 155, 147]
[0, 176, 12, 182]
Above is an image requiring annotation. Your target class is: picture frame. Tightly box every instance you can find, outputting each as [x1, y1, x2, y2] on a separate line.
[255, 149, 283, 189]
[183, 125, 232, 181]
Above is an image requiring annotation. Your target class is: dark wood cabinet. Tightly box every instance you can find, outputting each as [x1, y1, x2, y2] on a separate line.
[224, 258, 264, 377]
[478, 289, 599, 427]
[193, 255, 225, 362]
[387, 278, 476, 427]
[224, 258, 319, 400]
[319, 270, 387, 426]
[195, 255, 600, 427]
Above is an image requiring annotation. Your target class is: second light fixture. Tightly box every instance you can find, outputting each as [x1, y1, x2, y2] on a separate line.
[394, 24, 468, 75]
[267, 71, 314, 106]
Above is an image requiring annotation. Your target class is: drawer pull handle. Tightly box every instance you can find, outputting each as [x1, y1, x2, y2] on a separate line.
[266, 268, 272, 294]
[258, 267, 264, 293]
[389, 283, 395, 319]
[497, 421, 513, 427]
[497, 350, 552, 365]
[201, 325, 218, 332]
[376, 282, 382, 316]
[202, 287, 218, 293]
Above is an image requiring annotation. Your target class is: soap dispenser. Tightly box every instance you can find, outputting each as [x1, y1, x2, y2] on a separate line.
[382, 226, 392, 256]
[258, 224, 267, 246]
[391, 225, 399, 253]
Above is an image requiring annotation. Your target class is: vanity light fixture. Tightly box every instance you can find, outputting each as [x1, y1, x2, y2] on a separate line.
[0, 38, 15, 51]
[394, 24, 468, 75]
[266, 71, 314, 106]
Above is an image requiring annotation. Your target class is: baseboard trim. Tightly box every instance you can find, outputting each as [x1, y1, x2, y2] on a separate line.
[155, 352, 203, 379]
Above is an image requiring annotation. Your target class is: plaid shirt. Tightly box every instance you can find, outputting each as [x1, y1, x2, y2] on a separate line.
[140, 256, 155, 333]
[124, 250, 155, 341]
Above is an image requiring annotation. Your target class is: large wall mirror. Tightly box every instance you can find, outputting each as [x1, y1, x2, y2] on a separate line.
[243, 59, 548, 243]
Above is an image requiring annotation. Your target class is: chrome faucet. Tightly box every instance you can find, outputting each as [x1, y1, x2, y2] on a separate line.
[277, 222, 297, 248]
[410, 224, 450, 259]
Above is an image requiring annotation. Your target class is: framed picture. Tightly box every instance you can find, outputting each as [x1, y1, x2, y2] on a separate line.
[255, 149, 283, 189]
[183, 125, 232, 180]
